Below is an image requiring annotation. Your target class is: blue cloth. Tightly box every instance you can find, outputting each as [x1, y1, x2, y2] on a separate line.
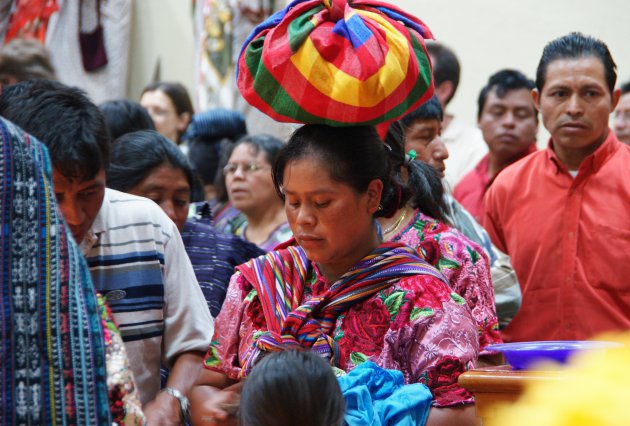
[182, 217, 264, 317]
[338, 362, 433, 426]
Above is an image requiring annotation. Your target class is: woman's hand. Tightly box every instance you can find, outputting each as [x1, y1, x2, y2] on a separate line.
[189, 385, 240, 426]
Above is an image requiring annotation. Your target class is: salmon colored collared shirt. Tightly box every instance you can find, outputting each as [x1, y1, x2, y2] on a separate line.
[483, 130, 630, 342]
[454, 144, 537, 224]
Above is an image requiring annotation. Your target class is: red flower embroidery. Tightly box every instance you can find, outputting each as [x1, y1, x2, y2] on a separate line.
[418, 237, 441, 265]
[425, 356, 472, 405]
[339, 298, 390, 362]
[246, 299, 266, 329]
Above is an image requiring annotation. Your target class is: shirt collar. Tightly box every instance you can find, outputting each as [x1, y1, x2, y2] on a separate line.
[546, 129, 620, 175]
[79, 188, 109, 254]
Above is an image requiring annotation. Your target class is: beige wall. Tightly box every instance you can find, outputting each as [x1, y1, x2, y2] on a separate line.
[128, 0, 630, 135]
[127, 0, 196, 103]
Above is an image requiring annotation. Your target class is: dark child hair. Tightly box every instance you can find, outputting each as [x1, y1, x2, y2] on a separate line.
[239, 350, 345, 426]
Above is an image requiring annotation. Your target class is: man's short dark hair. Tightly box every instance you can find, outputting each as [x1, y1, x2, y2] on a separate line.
[426, 42, 460, 105]
[477, 69, 537, 120]
[0, 80, 109, 180]
[401, 96, 444, 126]
[620, 81, 630, 95]
[536, 32, 617, 94]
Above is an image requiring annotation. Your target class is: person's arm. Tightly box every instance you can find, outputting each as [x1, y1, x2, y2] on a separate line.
[144, 351, 205, 425]
[190, 369, 241, 426]
[426, 405, 479, 426]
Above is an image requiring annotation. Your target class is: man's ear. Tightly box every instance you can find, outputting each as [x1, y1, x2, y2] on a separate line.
[531, 88, 541, 111]
[434, 81, 454, 108]
[611, 88, 621, 110]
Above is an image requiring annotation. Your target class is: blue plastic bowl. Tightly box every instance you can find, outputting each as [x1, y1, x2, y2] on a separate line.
[484, 341, 620, 370]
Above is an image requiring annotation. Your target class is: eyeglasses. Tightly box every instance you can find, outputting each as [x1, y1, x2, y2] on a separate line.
[223, 162, 269, 175]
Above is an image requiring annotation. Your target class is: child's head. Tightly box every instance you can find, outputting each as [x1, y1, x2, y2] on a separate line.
[239, 350, 345, 426]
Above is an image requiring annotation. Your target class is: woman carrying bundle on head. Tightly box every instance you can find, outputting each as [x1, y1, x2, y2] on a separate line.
[189, 125, 480, 426]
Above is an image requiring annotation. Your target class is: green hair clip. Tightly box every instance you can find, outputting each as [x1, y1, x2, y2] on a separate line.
[405, 150, 417, 166]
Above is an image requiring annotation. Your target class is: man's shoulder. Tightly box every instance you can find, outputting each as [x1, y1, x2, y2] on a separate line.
[101, 188, 175, 231]
[454, 162, 484, 196]
[491, 149, 547, 189]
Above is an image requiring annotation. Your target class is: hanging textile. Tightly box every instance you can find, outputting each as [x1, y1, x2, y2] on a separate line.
[4, 0, 59, 44]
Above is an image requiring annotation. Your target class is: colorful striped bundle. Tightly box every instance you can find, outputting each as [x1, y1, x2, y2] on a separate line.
[237, 0, 435, 126]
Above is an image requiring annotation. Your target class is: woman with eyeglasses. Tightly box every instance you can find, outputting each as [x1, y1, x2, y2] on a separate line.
[221, 134, 292, 251]
[107, 130, 265, 318]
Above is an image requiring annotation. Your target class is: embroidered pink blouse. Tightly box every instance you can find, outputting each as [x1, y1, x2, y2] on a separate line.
[204, 263, 479, 407]
[389, 209, 501, 351]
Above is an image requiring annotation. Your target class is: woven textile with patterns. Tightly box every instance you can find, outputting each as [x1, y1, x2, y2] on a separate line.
[0, 117, 111, 424]
[237, 0, 435, 126]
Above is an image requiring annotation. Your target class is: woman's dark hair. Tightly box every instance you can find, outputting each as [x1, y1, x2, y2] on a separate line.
[215, 134, 285, 201]
[142, 81, 194, 117]
[107, 130, 195, 195]
[384, 120, 449, 224]
[239, 350, 345, 426]
[272, 125, 401, 218]
[99, 99, 155, 141]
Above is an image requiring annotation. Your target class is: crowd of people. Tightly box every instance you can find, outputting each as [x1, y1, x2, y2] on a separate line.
[0, 1, 629, 425]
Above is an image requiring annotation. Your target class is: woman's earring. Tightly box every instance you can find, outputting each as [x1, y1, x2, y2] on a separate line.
[377, 204, 383, 211]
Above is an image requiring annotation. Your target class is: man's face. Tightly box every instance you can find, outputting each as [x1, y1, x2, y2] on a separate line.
[479, 88, 538, 162]
[533, 57, 619, 153]
[52, 169, 106, 243]
[614, 92, 630, 145]
[404, 118, 449, 177]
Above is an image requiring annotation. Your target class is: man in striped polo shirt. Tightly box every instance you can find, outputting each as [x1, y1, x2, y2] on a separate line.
[0, 80, 213, 425]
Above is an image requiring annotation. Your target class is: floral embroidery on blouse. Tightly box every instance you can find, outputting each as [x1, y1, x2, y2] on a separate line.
[98, 294, 145, 425]
[204, 263, 479, 407]
[390, 209, 502, 351]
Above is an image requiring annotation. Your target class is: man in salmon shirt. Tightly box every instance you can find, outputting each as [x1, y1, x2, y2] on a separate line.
[483, 32, 630, 342]
[454, 69, 538, 223]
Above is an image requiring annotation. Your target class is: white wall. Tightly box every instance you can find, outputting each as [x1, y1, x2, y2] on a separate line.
[397, 0, 630, 142]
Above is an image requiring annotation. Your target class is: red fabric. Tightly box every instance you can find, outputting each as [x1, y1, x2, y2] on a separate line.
[454, 144, 537, 224]
[5, 0, 59, 43]
[484, 131, 630, 342]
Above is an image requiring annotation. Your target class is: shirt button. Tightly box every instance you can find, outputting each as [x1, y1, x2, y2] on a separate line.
[568, 232, 574, 239]
[565, 277, 571, 283]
